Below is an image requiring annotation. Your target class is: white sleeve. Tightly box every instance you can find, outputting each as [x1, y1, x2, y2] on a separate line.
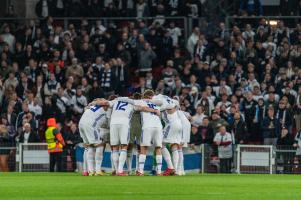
[160, 102, 176, 111]
[147, 99, 163, 106]
[108, 100, 116, 108]
[213, 134, 219, 143]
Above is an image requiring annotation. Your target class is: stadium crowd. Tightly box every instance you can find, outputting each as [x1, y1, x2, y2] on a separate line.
[0, 0, 301, 172]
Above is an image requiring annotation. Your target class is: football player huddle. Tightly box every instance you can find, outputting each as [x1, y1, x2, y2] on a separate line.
[79, 90, 191, 176]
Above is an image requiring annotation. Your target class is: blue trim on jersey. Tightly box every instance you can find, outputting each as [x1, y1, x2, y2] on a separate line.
[162, 111, 169, 124]
[93, 130, 98, 140]
[92, 113, 106, 128]
[163, 125, 170, 138]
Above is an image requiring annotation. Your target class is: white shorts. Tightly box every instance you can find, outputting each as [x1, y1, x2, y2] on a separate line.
[99, 128, 110, 143]
[110, 124, 130, 146]
[163, 121, 182, 144]
[79, 121, 102, 145]
[181, 123, 191, 144]
[140, 127, 163, 147]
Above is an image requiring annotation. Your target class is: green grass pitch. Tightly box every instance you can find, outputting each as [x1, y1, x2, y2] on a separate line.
[1, 173, 301, 200]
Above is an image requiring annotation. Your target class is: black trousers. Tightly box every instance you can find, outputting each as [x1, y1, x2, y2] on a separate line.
[50, 152, 63, 172]
[220, 158, 232, 173]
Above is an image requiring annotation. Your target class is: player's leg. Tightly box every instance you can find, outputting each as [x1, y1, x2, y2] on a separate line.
[137, 146, 147, 175]
[135, 144, 141, 172]
[87, 145, 96, 176]
[171, 143, 179, 174]
[126, 144, 133, 174]
[162, 125, 174, 172]
[95, 143, 105, 175]
[82, 146, 89, 176]
[79, 124, 89, 176]
[81, 124, 97, 176]
[117, 125, 130, 175]
[137, 128, 152, 175]
[153, 127, 163, 175]
[177, 145, 184, 175]
[162, 144, 174, 169]
[170, 121, 183, 175]
[110, 125, 120, 175]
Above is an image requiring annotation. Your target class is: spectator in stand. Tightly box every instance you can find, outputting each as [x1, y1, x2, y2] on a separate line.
[192, 105, 207, 126]
[0, 123, 12, 172]
[261, 106, 280, 145]
[18, 123, 40, 144]
[198, 117, 214, 145]
[187, 27, 200, 56]
[214, 125, 233, 173]
[231, 112, 248, 144]
[0, 25, 15, 53]
[62, 122, 82, 171]
[138, 42, 157, 75]
[71, 86, 87, 118]
[15, 101, 31, 131]
[99, 63, 116, 97]
[44, 73, 61, 97]
[189, 124, 202, 151]
[65, 58, 84, 85]
[295, 87, 301, 132]
[276, 100, 293, 133]
[209, 110, 229, 135]
[277, 126, 294, 173]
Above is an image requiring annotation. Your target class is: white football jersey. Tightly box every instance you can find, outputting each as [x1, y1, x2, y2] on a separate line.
[81, 105, 108, 129]
[109, 100, 135, 125]
[157, 98, 179, 124]
[153, 94, 177, 111]
[135, 100, 162, 129]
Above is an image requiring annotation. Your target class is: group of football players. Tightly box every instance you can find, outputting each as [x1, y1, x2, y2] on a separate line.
[78, 90, 191, 176]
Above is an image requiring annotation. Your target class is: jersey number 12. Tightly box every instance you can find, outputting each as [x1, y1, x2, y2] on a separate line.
[116, 101, 128, 111]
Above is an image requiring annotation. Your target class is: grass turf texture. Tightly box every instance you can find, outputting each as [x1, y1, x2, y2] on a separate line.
[1, 173, 301, 200]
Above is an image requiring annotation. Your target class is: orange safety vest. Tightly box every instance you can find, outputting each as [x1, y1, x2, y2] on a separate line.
[45, 126, 64, 153]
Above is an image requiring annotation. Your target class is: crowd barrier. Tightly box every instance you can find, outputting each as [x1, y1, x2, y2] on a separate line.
[1, 143, 301, 174]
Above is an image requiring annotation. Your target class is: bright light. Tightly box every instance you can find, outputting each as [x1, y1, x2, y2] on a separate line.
[268, 20, 278, 26]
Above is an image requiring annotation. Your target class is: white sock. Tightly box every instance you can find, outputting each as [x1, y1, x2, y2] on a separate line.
[110, 151, 114, 172]
[135, 152, 139, 171]
[112, 150, 119, 172]
[87, 147, 95, 173]
[178, 150, 184, 174]
[138, 154, 146, 173]
[126, 150, 133, 173]
[172, 149, 179, 173]
[118, 149, 127, 173]
[95, 146, 104, 173]
[162, 147, 174, 169]
[83, 148, 88, 173]
[156, 155, 163, 174]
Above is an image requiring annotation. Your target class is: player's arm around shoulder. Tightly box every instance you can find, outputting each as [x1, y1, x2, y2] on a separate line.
[88, 98, 110, 107]
[136, 105, 160, 116]
[115, 97, 136, 105]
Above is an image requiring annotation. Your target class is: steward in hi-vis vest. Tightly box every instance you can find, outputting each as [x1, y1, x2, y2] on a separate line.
[45, 118, 65, 172]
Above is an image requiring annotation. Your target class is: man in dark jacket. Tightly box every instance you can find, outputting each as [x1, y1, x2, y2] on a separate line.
[18, 123, 40, 143]
[261, 106, 280, 145]
[277, 127, 294, 173]
[197, 117, 214, 145]
[231, 112, 248, 144]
